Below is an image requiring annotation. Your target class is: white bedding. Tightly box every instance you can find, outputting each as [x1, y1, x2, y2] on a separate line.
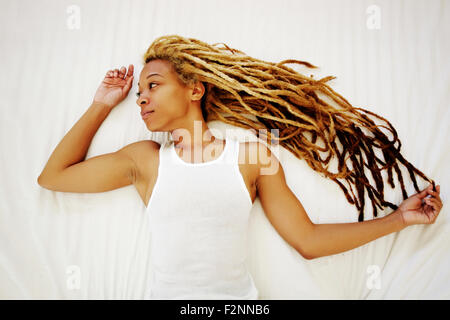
[1, 0, 449, 299]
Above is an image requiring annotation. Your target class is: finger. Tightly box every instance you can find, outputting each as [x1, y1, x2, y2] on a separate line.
[427, 208, 439, 223]
[126, 64, 134, 78]
[418, 183, 434, 197]
[114, 69, 118, 77]
[123, 75, 134, 92]
[431, 200, 441, 215]
[426, 196, 442, 205]
[427, 190, 442, 203]
[426, 186, 440, 198]
[425, 198, 441, 211]
[434, 198, 443, 209]
[119, 66, 126, 78]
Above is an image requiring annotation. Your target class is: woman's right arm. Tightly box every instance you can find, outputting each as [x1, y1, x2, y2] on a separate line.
[37, 65, 137, 193]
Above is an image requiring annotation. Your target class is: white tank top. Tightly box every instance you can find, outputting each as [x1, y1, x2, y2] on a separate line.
[145, 136, 259, 300]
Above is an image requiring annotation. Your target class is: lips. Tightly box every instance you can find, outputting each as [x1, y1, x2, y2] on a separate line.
[141, 110, 155, 119]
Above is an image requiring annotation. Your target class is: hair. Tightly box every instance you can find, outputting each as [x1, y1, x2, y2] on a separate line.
[142, 34, 435, 222]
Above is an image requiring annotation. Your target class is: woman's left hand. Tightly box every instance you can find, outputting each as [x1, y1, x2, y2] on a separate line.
[397, 184, 443, 226]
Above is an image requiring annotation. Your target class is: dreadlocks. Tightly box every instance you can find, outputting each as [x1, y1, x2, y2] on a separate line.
[142, 34, 435, 222]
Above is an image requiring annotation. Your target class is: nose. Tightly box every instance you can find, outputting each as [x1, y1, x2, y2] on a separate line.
[137, 96, 148, 107]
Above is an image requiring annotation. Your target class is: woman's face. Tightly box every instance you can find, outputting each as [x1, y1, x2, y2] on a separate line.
[136, 59, 192, 132]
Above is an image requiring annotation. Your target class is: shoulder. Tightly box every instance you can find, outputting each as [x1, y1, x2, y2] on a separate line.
[117, 139, 161, 181]
[118, 139, 161, 160]
[240, 142, 286, 194]
[237, 140, 281, 175]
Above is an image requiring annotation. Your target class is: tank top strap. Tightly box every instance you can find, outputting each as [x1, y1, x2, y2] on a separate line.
[220, 136, 236, 165]
[155, 139, 173, 169]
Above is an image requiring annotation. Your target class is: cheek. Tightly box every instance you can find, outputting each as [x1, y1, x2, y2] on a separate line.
[164, 104, 187, 119]
[152, 85, 187, 115]
[165, 92, 190, 114]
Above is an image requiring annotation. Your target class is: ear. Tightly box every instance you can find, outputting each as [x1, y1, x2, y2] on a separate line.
[189, 80, 205, 102]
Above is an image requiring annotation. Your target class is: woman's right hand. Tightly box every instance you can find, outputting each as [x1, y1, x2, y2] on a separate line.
[93, 64, 134, 109]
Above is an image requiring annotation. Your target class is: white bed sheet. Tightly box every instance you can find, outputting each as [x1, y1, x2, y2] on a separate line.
[0, 0, 449, 299]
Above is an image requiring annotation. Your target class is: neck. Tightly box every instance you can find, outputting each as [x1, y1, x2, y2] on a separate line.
[170, 119, 216, 150]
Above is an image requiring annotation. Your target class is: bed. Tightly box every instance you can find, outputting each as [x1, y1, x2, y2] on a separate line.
[1, 0, 448, 299]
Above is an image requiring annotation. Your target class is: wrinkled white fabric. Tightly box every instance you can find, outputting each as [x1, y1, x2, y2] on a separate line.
[4, 0, 449, 300]
[145, 137, 258, 300]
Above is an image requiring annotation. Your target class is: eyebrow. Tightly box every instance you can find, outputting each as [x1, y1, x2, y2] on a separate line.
[138, 73, 163, 86]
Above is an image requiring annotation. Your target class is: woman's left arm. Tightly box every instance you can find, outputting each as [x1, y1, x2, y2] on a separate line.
[255, 143, 443, 260]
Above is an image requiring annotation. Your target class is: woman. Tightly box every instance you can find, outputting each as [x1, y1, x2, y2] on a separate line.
[37, 35, 443, 300]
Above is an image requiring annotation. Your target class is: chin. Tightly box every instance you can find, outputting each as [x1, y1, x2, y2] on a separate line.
[146, 122, 167, 133]
[146, 123, 158, 131]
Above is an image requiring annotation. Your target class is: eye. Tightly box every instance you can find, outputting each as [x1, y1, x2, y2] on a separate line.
[136, 83, 157, 98]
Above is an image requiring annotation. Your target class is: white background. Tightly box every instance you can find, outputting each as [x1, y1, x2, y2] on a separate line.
[0, 0, 449, 299]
